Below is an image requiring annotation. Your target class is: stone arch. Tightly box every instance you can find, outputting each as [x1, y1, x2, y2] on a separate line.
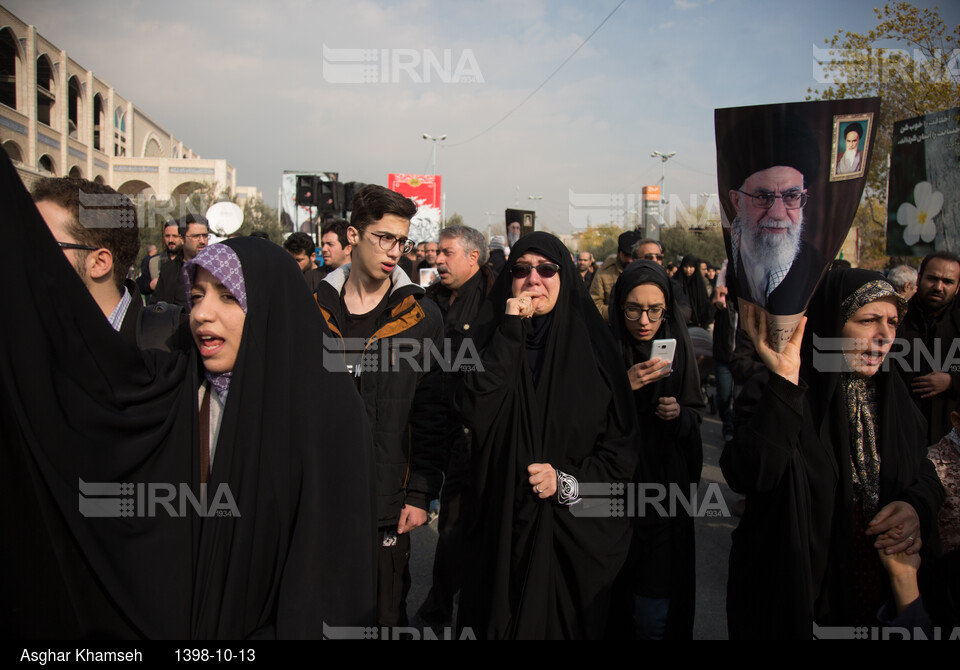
[170, 180, 204, 200]
[117, 179, 155, 198]
[3, 139, 23, 164]
[0, 26, 23, 110]
[68, 165, 82, 179]
[142, 132, 162, 158]
[67, 75, 84, 140]
[36, 53, 56, 128]
[38, 153, 56, 175]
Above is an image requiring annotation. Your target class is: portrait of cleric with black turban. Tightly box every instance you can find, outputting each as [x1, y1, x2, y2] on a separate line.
[718, 110, 825, 316]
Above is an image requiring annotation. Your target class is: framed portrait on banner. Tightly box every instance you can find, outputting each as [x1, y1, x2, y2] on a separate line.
[830, 113, 874, 182]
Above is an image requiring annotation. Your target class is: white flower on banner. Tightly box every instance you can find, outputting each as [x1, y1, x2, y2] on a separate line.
[898, 181, 943, 246]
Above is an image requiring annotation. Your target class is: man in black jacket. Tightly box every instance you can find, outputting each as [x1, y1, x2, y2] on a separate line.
[149, 214, 208, 309]
[894, 252, 960, 444]
[315, 185, 445, 627]
[419, 225, 494, 625]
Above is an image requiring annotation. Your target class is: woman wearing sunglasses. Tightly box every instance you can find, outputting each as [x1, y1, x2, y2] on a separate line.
[455, 232, 639, 639]
[609, 260, 704, 639]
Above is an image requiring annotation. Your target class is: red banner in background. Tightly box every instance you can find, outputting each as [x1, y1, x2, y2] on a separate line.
[388, 174, 442, 209]
[388, 173, 442, 244]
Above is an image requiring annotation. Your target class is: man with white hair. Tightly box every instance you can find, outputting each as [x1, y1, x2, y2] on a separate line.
[888, 264, 919, 301]
[725, 113, 825, 315]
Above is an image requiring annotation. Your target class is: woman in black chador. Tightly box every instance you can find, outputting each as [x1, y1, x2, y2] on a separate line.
[455, 232, 639, 639]
[609, 260, 703, 639]
[721, 268, 944, 638]
[0, 151, 376, 639]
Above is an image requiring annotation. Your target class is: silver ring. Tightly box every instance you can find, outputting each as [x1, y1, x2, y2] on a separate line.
[536, 485, 542, 493]
[907, 536, 915, 543]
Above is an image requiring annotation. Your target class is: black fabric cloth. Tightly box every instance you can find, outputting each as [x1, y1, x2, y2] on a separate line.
[148, 253, 187, 309]
[608, 260, 704, 639]
[0, 150, 377, 639]
[486, 249, 506, 278]
[673, 255, 711, 328]
[893, 293, 960, 444]
[720, 268, 944, 639]
[454, 232, 639, 639]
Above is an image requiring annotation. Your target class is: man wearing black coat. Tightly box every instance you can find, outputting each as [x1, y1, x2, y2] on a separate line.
[894, 252, 960, 444]
[419, 225, 494, 625]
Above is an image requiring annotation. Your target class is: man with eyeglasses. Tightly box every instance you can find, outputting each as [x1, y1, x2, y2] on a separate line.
[724, 114, 824, 316]
[314, 184, 444, 628]
[590, 230, 642, 323]
[33, 177, 141, 338]
[150, 214, 209, 309]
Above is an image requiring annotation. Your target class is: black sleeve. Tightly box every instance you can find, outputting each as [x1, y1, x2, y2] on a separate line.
[404, 302, 446, 510]
[720, 371, 807, 495]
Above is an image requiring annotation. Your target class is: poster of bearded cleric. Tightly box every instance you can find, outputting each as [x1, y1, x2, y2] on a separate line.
[715, 98, 880, 345]
[886, 107, 960, 257]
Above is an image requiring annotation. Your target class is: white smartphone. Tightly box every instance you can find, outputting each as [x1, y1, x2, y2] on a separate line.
[651, 338, 677, 373]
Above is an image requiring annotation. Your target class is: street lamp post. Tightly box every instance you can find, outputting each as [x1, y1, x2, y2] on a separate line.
[651, 151, 675, 227]
[422, 133, 447, 175]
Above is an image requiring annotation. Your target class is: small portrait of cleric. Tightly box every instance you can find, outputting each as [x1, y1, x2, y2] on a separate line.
[830, 114, 872, 181]
[719, 111, 825, 316]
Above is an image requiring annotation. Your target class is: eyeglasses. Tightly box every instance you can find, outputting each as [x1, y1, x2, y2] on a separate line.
[736, 189, 808, 210]
[623, 304, 665, 322]
[510, 262, 560, 279]
[185, 233, 210, 241]
[57, 241, 99, 251]
[366, 231, 416, 254]
[639, 253, 664, 261]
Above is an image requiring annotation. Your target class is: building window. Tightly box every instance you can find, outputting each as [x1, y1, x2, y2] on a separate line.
[114, 107, 126, 156]
[93, 94, 103, 151]
[36, 55, 54, 127]
[0, 28, 18, 110]
[68, 76, 82, 140]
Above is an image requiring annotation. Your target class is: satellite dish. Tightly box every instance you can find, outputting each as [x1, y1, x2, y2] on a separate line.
[205, 201, 244, 236]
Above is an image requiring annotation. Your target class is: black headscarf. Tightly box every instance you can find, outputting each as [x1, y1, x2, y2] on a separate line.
[0, 151, 376, 638]
[457, 232, 639, 639]
[674, 254, 710, 328]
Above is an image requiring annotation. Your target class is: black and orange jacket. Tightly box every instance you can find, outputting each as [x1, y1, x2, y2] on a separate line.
[316, 265, 446, 527]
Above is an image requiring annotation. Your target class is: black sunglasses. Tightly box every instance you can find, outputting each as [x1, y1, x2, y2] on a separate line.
[510, 262, 560, 279]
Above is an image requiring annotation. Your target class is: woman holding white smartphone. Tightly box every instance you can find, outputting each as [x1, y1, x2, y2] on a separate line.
[609, 260, 705, 639]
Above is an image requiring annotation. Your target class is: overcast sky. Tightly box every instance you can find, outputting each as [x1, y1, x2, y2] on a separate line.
[8, 0, 959, 235]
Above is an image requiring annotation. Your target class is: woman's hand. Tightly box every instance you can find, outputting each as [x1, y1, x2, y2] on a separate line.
[867, 500, 922, 554]
[506, 290, 538, 319]
[528, 463, 557, 499]
[877, 539, 922, 615]
[627, 357, 671, 390]
[656, 396, 681, 421]
[741, 301, 806, 386]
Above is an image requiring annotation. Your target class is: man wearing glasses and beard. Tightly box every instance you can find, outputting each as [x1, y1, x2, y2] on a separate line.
[726, 116, 825, 316]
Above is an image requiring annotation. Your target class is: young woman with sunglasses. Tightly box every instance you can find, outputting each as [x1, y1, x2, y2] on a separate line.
[609, 260, 704, 639]
[455, 232, 639, 639]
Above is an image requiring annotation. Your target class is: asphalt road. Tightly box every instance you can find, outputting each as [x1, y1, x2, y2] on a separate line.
[406, 412, 737, 639]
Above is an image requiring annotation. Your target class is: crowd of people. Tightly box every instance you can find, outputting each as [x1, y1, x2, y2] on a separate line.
[2, 150, 958, 640]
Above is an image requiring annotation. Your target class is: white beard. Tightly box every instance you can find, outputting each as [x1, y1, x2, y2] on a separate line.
[507, 229, 520, 247]
[737, 209, 804, 272]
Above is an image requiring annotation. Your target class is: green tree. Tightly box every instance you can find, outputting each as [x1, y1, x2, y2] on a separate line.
[809, 3, 960, 266]
[660, 225, 726, 268]
[444, 212, 464, 228]
[572, 223, 625, 262]
[239, 197, 282, 243]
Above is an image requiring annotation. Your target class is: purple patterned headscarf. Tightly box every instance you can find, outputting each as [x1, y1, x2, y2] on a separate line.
[183, 244, 248, 399]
